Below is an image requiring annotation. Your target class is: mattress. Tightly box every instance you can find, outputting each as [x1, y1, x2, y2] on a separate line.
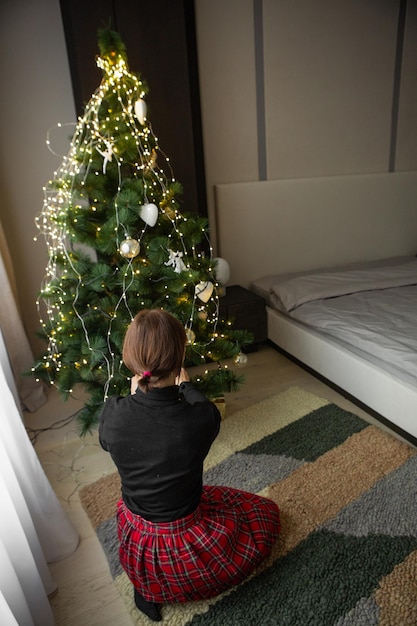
[252, 256, 417, 387]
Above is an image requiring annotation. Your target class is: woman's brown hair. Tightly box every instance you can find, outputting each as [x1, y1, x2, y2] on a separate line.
[122, 309, 186, 392]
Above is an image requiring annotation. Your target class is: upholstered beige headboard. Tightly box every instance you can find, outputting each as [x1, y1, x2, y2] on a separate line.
[214, 172, 417, 288]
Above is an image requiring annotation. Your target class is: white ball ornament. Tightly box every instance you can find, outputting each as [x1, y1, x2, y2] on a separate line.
[185, 328, 196, 344]
[195, 281, 214, 303]
[233, 351, 248, 368]
[214, 257, 231, 285]
[140, 203, 158, 227]
[120, 237, 140, 258]
[134, 98, 147, 125]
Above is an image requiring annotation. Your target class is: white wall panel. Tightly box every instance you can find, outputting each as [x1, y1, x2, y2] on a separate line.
[0, 0, 76, 354]
[263, 0, 398, 179]
[195, 0, 258, 239]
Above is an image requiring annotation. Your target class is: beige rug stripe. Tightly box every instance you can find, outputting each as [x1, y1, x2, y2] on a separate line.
[204, 386, 329, 470]
[263, 425, 415, 558]
[375, 549, 417, 626]
[114, 572, 222, 626]
[79, 472, 121, 529]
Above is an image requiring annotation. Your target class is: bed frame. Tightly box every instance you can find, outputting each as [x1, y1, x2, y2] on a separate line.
[215, 172, 417, 443]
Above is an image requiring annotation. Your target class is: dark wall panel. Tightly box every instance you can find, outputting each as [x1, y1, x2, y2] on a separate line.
[59, 0, 207, 216]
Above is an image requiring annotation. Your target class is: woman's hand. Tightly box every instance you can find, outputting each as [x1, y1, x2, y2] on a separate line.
[175, 367, 190, 385]
[130, 374, 140, 394]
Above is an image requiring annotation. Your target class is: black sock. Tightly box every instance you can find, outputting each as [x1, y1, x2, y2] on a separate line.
[133, 588, 162, 622]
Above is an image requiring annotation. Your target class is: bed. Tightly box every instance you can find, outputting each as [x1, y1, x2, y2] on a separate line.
[214, 172, 417, 444]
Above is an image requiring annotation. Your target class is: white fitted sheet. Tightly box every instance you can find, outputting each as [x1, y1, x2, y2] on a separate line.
[290, 284, 417, 386]
[252, 257, 417, 387]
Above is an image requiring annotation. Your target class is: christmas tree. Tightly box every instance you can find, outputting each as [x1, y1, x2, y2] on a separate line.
[32, 29, 252, 434]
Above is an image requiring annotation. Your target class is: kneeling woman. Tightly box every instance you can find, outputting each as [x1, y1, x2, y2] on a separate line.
[99, 309, 280, 621]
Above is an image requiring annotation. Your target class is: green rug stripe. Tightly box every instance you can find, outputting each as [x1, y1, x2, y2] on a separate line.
[189, 531, 417, 626]
[242, 404, 368, 462]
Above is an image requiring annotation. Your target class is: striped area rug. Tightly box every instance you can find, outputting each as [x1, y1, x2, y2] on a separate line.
[79, 387, 417, 625]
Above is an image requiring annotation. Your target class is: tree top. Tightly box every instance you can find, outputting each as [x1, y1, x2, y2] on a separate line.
[97, 28, 128, 64]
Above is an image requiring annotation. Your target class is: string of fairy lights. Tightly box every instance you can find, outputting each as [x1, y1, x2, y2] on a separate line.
[33, 51, 235, 397]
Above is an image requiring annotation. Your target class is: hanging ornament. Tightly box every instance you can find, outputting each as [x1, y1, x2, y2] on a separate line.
[197, 308, 207, 321]
[233, 351, 248, 368]
[134, 98, 147, 125]
[165, 249, 186, 273]
[140, 203, 158, 227]
[214, 257, 231, 285]
[119, 237, 140, 258]
[163, 205, 176, 220]
[73, 242, 98, 263]
[185, 328, 196, 344]
[96, 139, 114, 174]
[73, 194, 90, 210]
[195, 281, 214, 303]
[214, 257, 231, 296]
[145, 148, 158, 171]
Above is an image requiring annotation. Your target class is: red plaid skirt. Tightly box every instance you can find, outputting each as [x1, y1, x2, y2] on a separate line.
[117, 485, 280, 603]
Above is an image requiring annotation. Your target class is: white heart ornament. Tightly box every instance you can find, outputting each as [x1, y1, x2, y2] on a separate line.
[140, 203, 158, 227]
[134, 98, 147, 125]
[195, 281, 214, 303]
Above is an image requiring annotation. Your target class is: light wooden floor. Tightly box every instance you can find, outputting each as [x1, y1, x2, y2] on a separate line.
[23, 342, 408, 626]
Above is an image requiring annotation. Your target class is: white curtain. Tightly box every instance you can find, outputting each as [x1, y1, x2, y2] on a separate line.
[0, 330, 79, 626]
[0, 218, 47, 413]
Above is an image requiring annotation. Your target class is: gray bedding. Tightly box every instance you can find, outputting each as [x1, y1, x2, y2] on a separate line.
[252, 256, 417, 385]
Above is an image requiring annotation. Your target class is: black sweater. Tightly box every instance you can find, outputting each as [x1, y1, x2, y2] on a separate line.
[99, 382, 221, 522]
